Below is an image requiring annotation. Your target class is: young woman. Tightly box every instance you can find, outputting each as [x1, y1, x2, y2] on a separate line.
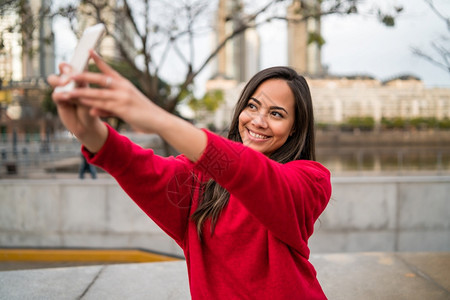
[48, 51, 332, 299]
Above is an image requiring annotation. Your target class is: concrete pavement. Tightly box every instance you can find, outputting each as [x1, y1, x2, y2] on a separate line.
[0, 252, 449, 299]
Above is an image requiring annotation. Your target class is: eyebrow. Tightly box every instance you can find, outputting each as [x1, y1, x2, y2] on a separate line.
[249, 97, 289, 115]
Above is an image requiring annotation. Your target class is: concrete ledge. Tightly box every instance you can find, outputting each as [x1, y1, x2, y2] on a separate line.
[0, 252, 448, 300]
[1, 176, 449, 255]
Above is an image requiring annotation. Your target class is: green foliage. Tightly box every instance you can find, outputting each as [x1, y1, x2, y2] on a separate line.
[439, 118, 450, 129]
[308, 32, 325, 48]
[381, 117, 406, 129]
[381, 117, 449, 130]
[342, 116, 375, 131]
[410, 117, 439, 129]
[346, 5, 357, 14]
[377, 5, 404, 27]
[188, 90, 224, 113]
[315, 122, 329, 130]
[320, 116, 450, 132]
[379, 14, 395, 27]
[0, 34, 4, 50]
[41, 87, 57, 116]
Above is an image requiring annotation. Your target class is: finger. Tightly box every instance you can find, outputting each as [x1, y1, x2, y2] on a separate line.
[52, 91, 76, 103]
[79, 96, 118, 117]
[89, 50, 120, 78]
[58, 62, 73, 75]
[70, 88, 118, 107]
[87, 103, 115, 118]
[90, 107, 114, 118]
[47, 62, 73, 88]
[47, 74, 61, 87]
[49, 74, 74, 89]
[54, 98, 78, 108]
[70, 86, 113, 97]
[71, 72, 116, 89]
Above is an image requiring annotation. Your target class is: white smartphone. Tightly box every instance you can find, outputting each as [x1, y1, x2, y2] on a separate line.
[55, 23, 106, 93]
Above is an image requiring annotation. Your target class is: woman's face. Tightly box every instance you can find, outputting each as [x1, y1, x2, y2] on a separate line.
[238, 79, 296, 156]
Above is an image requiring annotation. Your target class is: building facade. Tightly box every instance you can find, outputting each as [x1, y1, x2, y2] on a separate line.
[205, 76, 450, 131]
[310, 76, 450, 125]
[0, 0, 54, 83]
[205, 0, 450, 131]
[0, 0, 55, 142]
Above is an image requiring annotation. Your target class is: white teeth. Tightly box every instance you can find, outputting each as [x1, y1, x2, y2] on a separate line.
[249, 130, 268, 139]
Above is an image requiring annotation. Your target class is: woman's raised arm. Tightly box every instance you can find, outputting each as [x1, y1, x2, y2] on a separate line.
[50, 51, 207, 161]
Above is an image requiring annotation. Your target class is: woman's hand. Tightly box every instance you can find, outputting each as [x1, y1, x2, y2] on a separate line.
[52, 50, 207, 162]
[47, 63, 108, 153]
[67, 51, 163, 134]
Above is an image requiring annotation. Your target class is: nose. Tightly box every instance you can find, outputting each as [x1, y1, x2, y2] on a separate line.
[251, 113, 268, 128]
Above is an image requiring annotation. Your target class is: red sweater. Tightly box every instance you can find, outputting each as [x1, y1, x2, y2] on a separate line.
[85, 125, 332, 299]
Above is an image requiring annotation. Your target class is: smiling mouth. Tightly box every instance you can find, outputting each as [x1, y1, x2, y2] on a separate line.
[247, 128, 270, 140]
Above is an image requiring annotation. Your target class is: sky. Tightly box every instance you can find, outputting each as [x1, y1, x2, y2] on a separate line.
[54, 0, 450, 90]
[258, 0, 450, 87]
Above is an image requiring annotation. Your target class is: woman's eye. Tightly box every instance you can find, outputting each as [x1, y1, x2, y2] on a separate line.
[247, 103, 257, 110]
[271, 111, 283, 118]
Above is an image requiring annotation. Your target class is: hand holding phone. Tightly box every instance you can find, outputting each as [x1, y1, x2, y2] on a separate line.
[55, 23, 106, 93]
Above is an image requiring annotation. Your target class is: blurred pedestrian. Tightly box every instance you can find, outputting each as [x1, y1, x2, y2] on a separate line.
[78, 153, 97, 179]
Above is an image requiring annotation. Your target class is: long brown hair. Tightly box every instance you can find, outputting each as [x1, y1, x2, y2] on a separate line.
[191, 66, 316, 237]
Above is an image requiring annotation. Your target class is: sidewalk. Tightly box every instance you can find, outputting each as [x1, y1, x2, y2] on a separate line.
[0, 252, 448, 299]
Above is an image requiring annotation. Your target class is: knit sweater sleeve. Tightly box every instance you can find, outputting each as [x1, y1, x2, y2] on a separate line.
[194, 129, 332, 255]
[83, 124, 196, 247]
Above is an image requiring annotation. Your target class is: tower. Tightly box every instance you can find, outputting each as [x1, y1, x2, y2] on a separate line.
[287, 0, 322, 76]
[215, 0, 260, 82]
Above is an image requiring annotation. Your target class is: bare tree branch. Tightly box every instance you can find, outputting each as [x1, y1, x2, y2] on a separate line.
[154, 39, 172, 76]
[412, 0, 450, 76]
[424, 0, 449, 30]
[412, 46, 450, 73]
[171, 38, 190, 66]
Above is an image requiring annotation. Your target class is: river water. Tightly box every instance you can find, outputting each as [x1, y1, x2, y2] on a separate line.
[317, 145, 450, 176]
[1, 133, 449, 177]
